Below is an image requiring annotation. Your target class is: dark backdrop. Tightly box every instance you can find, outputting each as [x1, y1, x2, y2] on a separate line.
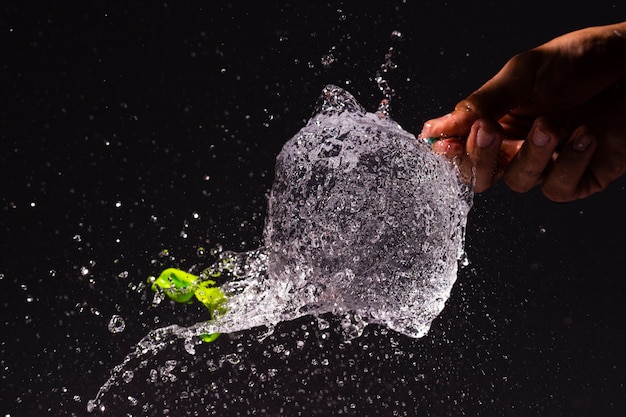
[2, 1, 625, 416]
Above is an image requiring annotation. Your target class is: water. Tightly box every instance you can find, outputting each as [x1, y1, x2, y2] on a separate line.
[265, 84, 472, 337]
[89, 84, 472, 411]
[107, 315, 126, 334]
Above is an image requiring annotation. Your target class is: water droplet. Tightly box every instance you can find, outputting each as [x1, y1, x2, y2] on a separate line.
[209, 244, 223, 256]
[159, 360, 178, 382]
[86, 399, 97, 413]
[122, 370, 134, 383]
[152, 290, 165, 306]
[206, 359, 218, 372]
[317, 317, 330, 330]
[390, 29, 403, 40]
[225, 353, 240, 365]
[340, 313, 367, 341]
[184, 338, 197, 355]
[107, 315, 126, 333]
[321, 53, 335, 68]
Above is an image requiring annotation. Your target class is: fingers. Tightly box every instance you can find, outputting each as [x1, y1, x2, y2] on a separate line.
[419, 95, 503, 140]
[430, 119, 508, 193]
[431, 137, 464, 157]
[503, 85, 626, 202]
[503, 119, 602, 201]
[503, 118, 562, 193]
[541, 127, 599, 202]
[428, 117, 605, 201]
[466, 120, 504, 193]
[504, 121, 612, 202]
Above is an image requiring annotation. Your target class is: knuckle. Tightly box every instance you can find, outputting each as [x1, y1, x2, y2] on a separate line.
[503, 176, 534, 193]
[541, 183, 572, 202]
[507, 49, 542, 70]
[503, 168, 542, 193]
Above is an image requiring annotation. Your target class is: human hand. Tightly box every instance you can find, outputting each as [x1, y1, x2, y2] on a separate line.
[419, 22, 626, 201]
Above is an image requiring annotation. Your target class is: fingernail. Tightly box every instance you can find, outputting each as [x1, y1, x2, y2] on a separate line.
[572, 133, 592, 151]
[420, 122, 434, 138]
[476, 127, 494, 148]
[532, 128, 550, 147]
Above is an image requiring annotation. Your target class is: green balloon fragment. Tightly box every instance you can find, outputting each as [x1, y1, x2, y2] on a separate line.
[422, 137, 440, 145]
[150, 268, 228, 342]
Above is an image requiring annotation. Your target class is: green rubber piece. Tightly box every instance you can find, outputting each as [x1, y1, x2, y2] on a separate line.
[200, 333, 221, 343]
[150, 268, 227, 342]
[151, 268, 199, 303]
[195, 280, 228, 315]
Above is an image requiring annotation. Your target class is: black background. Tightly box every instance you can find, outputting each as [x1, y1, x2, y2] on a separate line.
[2, 1, 625, 416]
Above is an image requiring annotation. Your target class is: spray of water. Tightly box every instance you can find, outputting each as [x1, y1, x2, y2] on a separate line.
[89, 84, 472, 412]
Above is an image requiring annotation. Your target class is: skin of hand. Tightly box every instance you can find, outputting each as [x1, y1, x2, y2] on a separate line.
[419, 21, 626, 202]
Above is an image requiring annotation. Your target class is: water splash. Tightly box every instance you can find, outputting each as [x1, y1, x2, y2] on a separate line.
[375, 29, 403, 116]
[89, 84, 472, 411]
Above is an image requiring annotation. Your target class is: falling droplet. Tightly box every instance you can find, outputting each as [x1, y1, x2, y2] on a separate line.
[122, 370, 134, 383]
[107, 315, 126, 333]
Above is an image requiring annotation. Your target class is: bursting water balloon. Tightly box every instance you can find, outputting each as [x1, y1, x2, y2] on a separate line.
[263, 84, 472, 338]
[91, 85, 472, 410]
